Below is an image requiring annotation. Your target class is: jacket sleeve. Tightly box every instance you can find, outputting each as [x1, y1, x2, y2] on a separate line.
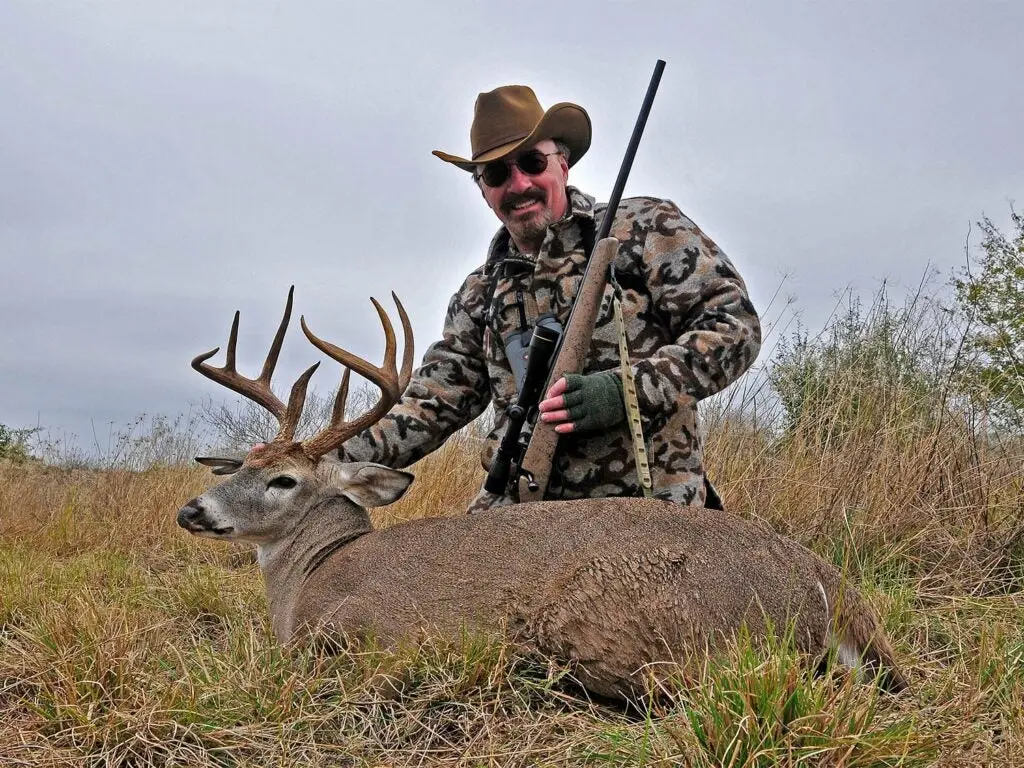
[631, 200, 761, 415]
[339, 268, 492, 468]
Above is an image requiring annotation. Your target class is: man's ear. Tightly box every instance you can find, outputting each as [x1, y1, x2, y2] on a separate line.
[332, 462, 414, 508]
[195, 456, 244, 476]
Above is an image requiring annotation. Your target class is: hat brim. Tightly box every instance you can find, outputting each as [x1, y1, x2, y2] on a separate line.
[433, 102, 591, 172]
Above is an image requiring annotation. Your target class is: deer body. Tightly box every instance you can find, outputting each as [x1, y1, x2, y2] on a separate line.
[182, 455, 904, 701]
[178, 290, 906, 703]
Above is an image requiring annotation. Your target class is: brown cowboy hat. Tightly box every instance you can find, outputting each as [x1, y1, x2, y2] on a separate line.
[433, 85, 591, 172]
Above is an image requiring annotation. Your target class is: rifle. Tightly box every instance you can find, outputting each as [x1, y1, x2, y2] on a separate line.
[483, 60, 666, 501]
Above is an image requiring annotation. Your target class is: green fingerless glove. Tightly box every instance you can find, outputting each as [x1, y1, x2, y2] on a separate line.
[562, 371, 626, 434]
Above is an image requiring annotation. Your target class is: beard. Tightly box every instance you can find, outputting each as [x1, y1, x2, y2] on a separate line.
[501, 190, 552, 248]
[506, 211, 553, 244]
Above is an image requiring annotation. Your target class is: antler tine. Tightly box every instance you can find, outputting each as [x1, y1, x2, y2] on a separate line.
[298, 295, 413, 459]
[393, 292, 415, 391]
[276, 361, 321, 442]
[225, 310, 239, 372]
[373, 297, 399, 376]
[331, 368, 352, 425]
[190, 311, 240, 378]
[258, 285, 294, 388]
[190, 287, 301, 430]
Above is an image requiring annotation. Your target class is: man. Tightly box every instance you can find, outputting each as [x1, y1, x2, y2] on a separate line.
[341, 85, 760, 512]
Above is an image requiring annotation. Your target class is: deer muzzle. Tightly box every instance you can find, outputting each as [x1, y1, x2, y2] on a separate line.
[177, 499, 234, 537]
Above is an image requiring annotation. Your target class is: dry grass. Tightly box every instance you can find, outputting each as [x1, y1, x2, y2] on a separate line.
[3, 386, 1024, 765]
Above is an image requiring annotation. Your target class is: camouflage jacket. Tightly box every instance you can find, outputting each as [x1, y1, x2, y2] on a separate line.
[340, 187, 761, 511]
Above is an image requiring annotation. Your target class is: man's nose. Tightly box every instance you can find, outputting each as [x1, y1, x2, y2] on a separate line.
[504, 164, 533, 192]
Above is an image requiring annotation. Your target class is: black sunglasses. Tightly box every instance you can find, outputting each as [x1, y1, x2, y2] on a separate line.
[475, 150, 561, 188]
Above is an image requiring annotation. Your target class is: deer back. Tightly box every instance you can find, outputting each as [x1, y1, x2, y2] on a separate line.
[294, 496, 836, 658]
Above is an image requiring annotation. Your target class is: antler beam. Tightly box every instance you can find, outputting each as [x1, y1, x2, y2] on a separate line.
[299, 293, 414, 459]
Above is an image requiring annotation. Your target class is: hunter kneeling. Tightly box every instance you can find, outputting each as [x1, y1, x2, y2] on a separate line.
[339, 81, 761, 511]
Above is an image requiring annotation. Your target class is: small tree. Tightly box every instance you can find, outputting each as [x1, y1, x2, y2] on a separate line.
[0, 423, 38, 464]
[953, 206, 1024, 427]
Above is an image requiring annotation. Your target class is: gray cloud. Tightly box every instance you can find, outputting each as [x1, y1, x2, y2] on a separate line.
[1, 0, 1021, 449]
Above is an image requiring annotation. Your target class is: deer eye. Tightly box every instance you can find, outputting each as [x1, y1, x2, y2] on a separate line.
[267, 476, 297, 490]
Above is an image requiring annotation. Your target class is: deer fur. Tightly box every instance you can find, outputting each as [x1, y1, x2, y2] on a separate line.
[178, 449, 907, 702]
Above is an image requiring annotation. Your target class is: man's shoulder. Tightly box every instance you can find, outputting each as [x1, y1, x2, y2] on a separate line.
[596, 195, 689, 224]
[591, 196, 700, 242]
[606, 194, 674, 208]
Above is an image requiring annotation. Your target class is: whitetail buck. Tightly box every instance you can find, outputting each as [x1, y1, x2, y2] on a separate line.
[177, 289, 907, 701]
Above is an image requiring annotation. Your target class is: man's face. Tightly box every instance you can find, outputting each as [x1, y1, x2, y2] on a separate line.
[476, 139, 570, 252]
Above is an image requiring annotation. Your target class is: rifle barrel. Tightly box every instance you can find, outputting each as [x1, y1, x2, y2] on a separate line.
[597, 59, 666, 242]
[546, 59, 666, 378]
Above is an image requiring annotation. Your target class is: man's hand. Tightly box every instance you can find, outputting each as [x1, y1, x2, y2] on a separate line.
[537, 371, 625, 435]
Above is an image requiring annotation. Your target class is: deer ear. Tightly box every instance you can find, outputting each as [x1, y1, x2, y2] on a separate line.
[335, 462, 414, 508]
[195, 456, 244, 476]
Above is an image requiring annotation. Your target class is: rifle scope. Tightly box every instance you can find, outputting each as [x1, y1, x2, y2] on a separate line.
[483, 323, 560, 494]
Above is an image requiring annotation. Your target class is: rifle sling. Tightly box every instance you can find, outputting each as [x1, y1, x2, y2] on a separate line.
[609, 265, 654, 497]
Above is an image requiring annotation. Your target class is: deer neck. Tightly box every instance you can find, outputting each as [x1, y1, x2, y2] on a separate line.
[255, 492, 372, 642]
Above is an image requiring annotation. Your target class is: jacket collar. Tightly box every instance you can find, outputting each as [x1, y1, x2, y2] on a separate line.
[483, 186, 596, 275]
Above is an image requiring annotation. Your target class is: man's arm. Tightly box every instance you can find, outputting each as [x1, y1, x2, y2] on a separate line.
[631, 199, 761, 417]
[340, 269, 492, 468]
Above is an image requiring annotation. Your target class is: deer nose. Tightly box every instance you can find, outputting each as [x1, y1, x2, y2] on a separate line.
[177, 499, 206, 530]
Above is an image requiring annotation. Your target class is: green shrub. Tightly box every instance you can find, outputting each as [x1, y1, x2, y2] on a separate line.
[0, 423, 37, 464]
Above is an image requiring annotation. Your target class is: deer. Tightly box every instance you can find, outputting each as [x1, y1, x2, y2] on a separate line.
[177, 288, 908, 703]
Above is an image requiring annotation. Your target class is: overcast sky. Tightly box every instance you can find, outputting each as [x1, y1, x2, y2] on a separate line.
[1, 1, 1021, 451]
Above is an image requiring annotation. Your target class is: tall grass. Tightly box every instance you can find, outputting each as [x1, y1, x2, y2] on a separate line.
[705, 284, 1024, 595]
[2, 283, 1023, 766]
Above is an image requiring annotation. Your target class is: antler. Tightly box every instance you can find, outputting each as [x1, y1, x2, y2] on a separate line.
[191, 286, 320, 443]
[299, 293, 414, 459]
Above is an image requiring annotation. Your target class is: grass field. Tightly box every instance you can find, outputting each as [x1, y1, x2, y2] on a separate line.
[3, 277, 1024, 766]
[3, 379, 1023, 768]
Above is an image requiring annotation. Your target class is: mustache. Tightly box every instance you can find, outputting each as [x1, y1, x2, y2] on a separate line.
[500, 189, 545, 214]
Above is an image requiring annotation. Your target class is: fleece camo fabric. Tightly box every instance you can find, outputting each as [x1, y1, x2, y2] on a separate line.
[340, 187, 761, 512]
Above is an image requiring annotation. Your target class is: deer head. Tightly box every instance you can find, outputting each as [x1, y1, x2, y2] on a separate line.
[177, 287, 415, 546]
